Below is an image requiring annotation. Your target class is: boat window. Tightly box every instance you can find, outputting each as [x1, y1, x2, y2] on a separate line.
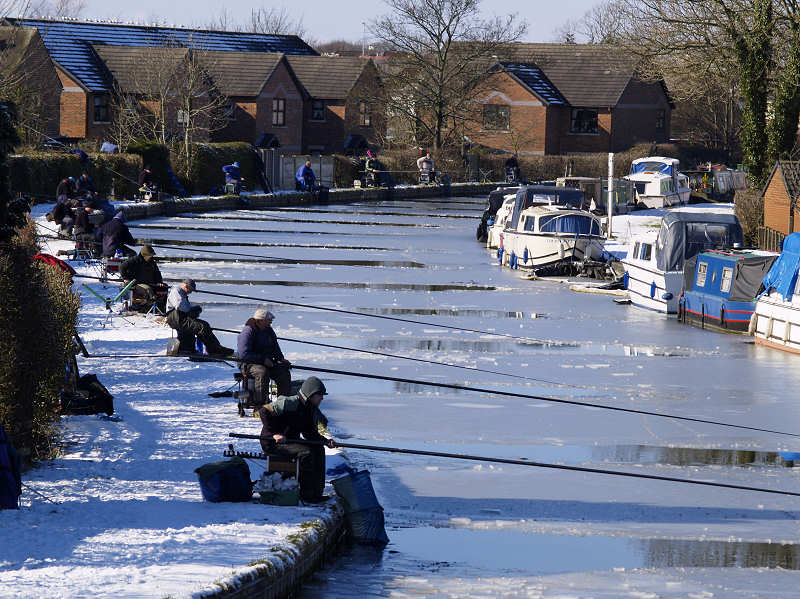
[633, 242, 640, 259]
[523, 216, 537, 232]
[555, 190, 584, 209]
[640, 243, 652, 261]
[539, 214, 596, 234]
[696, 262, 708, 287]
[660, 179, 674, 194]
[591, 220, 600, 235]
[526, 192, 557, 207]
[720, 267, 733, 293]
[685, 223, 737, 259]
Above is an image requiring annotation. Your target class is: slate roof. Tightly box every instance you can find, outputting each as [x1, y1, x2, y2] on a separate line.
[496, 62, 567, 105]
[0, 26, 37, 73]
[286, 55, 370, 99]
[93, 45, 285, 96]
[776, 161, 800, 199]
[4, 18, 316, 92]
[499, 43, 641, 107]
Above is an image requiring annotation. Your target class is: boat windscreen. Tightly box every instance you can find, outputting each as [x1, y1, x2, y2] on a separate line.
[657, 220, 743, 271]
[556, 189, 584, 209]
[539, 214, 599, 235]
[631, 161, 674, 175]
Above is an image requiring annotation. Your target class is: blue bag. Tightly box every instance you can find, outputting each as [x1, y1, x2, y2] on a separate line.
[194, 457, 252, 502]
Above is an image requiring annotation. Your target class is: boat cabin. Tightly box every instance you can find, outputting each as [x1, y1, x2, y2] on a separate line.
[679, 249, 777, 333]
[508, 184, 584, 231]
[625, 156, 690, 208]
[556, 176, 635, 214]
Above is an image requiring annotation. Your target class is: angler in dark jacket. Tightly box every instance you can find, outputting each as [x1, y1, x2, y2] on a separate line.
[95, 211, 135, 257]
[259, 376, 335, 502]
[120, 245, 167, 312]
[237, 309, 292, 403]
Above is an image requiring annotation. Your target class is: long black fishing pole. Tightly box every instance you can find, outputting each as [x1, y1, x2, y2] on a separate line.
[288, 364, 800, 440]
[211, 327, 575, 387]
[227, 433, 800, 498]
[193, 288, 562, 345]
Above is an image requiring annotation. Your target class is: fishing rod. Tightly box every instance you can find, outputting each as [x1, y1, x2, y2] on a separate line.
[227, 433, 800, 499]
[193, 288, 561, 345]
[211, 327, 576, 387]
[288, 364, 800, 440]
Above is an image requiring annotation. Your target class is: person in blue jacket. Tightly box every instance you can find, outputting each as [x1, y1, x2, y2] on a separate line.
[295, 161, 316, 191]
[222, 161, 243, 193]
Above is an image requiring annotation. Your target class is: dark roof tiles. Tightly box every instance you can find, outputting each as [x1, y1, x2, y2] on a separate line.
[778, 161, 800, 199]
[286, 55, 370, 99]
[6, 18, 316, 91]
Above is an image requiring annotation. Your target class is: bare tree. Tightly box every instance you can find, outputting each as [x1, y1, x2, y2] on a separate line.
[371, 0, 527, 151]
[28, 0, 85, 17]
[248, 6, 305, 36]
[552, 0, 625, 43]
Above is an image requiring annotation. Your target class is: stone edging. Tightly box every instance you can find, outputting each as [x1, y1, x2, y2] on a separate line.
[118, 182, 498, 220]
[191, 500, 347, 599]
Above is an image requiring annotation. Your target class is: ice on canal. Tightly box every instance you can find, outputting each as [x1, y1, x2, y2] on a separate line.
[30, 197, 800, 597]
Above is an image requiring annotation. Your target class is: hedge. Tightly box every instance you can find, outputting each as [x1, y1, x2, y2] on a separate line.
[125, 141, 171, 194]
[180, 142, 258, 195]
[9, 151, 142, 202]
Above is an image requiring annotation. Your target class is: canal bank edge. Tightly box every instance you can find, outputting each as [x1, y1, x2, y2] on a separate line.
[191, 501, 347, 599]
[118, 182, 499, 220]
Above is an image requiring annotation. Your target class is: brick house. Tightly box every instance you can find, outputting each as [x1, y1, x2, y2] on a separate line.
[466, 44, 673, 155]
[0, 26, 61, 139]
[762, 161, 800, 236]
[1, 18, 317, 147]
[286, 55, 383, 153]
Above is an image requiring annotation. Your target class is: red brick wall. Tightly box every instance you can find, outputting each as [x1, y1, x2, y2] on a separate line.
[763, 171, 793, 234]
[56, 67, 86, 138]
[343, 63, 383, 149]
[256, 60, 303, 153]
[86, 92, 112, 141]
[611, 78, 672, 150]
[214, 99, 258, 143]
[556, 107, 613, 153]
[15, 31, 62, 138]
[303, 99, 345, 153]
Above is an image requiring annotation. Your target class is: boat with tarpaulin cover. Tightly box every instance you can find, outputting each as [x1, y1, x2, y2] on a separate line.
[750, 233, 800, 353]
[679, 249, 777, 333]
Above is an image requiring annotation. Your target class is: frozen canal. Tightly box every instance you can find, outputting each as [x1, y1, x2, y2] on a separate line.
[131, 195, 800, 597]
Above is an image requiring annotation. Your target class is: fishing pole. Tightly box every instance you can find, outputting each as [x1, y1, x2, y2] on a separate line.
[227, 434, 800, 499]
[288, 364, 800, 440]
[211, 327, 576, 387]
[193, 288, 562, 345]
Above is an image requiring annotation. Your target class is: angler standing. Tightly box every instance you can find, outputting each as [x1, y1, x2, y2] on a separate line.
[259, 376, 335, 503]
[237, 308, 292, 406]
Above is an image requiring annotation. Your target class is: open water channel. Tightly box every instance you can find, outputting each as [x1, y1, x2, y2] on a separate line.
[128, 195, 800, 597]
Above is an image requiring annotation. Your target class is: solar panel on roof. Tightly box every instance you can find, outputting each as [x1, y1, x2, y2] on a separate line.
[10, 18, 317, 91]
[500, 62, 567, 105]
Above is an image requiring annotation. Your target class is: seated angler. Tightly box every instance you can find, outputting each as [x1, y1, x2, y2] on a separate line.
[119, 245, 168, 313]
[166, 278, 233, 357]
[95, 211, 136, 258]
[222, 161, 243, 194]
[237, 309, 292, 406]
[259, 376, 336, 503]
[295, 160, 316, 191]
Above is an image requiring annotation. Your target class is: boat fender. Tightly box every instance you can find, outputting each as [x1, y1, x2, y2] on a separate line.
[783, 322, 791, 343]
[622, 272, 629, 289]
[650, 281, 656, 299]
[523, 247, 529, 264]
[766, 317, 774, 339]
[559, 242, 565, 260]
[497, 247, 503, 263]
[719, 305, 725, 325]
[662, 292, 673, 301]
[510, 252, 517, 269]
[748, 312, 757, 335]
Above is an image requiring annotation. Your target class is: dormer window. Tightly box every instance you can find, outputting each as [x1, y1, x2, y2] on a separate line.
[311, 100, 325, 121]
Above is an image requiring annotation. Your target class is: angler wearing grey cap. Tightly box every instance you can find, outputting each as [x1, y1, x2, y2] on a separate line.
[165, 279, 233, 356]
[259, 376, 335, 503]
[237, 308, 292, 404]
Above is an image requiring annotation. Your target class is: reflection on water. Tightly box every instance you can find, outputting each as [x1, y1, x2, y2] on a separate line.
[157, 256, 426, 268]
[594, 445, 799, 468]
[300, 528, 800, 598]
[244, 207, 479, 219]
[356, 307, 538, 319]
[132, 224, 360, 235]
[372, 338, 574, 352]
[162, 278, 495, 291]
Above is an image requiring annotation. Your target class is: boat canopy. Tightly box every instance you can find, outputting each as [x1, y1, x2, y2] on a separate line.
[683, 251, 777, 301]
[759, 232, 800, 301]
[630, 157, 679, 176]
[510, 185, 583, 230]
[537, 213, 601, 235]
[656, 211, 743, 272]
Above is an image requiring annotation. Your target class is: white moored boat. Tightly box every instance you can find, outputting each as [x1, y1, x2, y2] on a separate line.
[486, 195, 516, 249]
[625, 156, 691, 208]
[750, 233, 800, 353]
[499, 204, 605, 272]
[621, 211, 743, 313]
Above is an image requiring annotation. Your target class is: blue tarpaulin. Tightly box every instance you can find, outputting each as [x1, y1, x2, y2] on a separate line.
[759, 233, 800, 301]
[630, 159, 675, 176]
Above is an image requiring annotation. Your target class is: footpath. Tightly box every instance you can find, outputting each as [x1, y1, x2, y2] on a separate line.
[0, 182, 495, 599]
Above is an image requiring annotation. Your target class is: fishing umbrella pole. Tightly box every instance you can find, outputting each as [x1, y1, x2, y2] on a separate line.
[228, 433, 800, 499]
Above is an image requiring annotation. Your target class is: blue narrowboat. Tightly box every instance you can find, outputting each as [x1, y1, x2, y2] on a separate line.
[678, 249, 778, 333]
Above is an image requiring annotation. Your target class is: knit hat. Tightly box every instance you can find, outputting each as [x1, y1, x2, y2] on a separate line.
[182, 278, 196, 291]
[113, 211, 125, 221]
[254, 308, 275, 321]
[299, 376, 326, 399]
[140, 245, 156, 258]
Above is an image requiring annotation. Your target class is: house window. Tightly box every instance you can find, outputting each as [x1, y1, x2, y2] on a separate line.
[359, 101, 371, 126]
[311, 100, 325, 121]
[696, 262, 708, 287]
[93, 94, 110, 123]
[656, 109, 665, 130]
[272, 98, 285, 126]
[177, 109, 189, 125]
[570, 108, 598, 134]
[483, 105, 510, 131]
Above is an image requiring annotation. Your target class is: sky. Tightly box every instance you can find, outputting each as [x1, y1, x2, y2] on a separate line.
[76, 0, 598, 44]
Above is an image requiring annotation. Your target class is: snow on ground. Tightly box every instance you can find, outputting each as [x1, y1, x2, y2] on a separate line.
[0, 206, 341, 599]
